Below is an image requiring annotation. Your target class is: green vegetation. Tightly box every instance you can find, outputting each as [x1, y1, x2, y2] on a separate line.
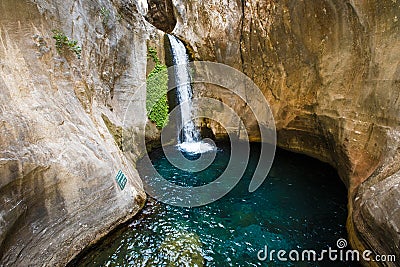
[147, 47, 160, 64]
[100, 6, 111, 26]
[146, 47, 169, 128]
[52, 30, 82, 59]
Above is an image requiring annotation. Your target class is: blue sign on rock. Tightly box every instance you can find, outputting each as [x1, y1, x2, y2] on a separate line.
[116, 170, 127, 190]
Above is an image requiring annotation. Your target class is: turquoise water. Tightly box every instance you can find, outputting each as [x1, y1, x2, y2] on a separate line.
[75, 143, 354, 266]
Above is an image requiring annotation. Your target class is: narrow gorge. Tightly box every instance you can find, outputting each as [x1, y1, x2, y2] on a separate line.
[0, 0, 399, 266]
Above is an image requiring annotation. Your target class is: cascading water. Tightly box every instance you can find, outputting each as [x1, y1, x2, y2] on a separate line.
[168, 34, 199, 143]
[167, 34, 214, 154]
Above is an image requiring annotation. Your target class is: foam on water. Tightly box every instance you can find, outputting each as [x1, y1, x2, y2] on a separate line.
[177, 141, 216, 154]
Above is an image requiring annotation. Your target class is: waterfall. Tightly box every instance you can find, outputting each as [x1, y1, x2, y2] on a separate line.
[168, 34, 200, 143]
[167, 34, 214, 154]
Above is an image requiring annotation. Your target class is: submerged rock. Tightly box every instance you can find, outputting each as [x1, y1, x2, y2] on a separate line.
[149, 230, 204, 267]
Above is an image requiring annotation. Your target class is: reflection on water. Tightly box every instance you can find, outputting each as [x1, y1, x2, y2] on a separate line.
[75, 143, 354, 266]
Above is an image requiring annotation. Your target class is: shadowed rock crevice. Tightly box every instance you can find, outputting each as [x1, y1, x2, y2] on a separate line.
[145, 0, 176, 33]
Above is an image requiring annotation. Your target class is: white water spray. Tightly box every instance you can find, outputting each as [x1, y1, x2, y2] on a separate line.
[167, 34, 215, 154]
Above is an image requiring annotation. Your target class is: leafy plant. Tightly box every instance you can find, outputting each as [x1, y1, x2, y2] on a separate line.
[100, 6, 111, 26]
[147, 47, 160, 64]
[146, 47, 169, 128]
[52, 30, 81, 59]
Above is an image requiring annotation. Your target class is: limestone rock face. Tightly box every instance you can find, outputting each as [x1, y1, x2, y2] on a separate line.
[0, 0, 159, 265]
[172, 0, 242, 67]
[172, 0, 400, 264]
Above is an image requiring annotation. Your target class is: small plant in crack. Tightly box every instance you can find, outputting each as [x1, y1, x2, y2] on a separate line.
[52, 30, 82, 59]
[147, 47, 161, 65]
[100, 6, 111, 26]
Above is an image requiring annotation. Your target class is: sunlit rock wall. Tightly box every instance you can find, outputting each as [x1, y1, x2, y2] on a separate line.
[0, 0, 163, 265]
[172, 0, 400, 265]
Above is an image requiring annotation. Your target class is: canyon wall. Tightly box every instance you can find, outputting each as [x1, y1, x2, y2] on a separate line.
[0, 0, 161, 265]
[172, 0, 400, 265]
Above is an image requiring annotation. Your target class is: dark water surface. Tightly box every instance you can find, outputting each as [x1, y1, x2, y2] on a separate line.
[76, 143, 356, 266]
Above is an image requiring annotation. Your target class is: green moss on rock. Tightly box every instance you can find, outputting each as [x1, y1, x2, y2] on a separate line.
[146, 47, 169, 128]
